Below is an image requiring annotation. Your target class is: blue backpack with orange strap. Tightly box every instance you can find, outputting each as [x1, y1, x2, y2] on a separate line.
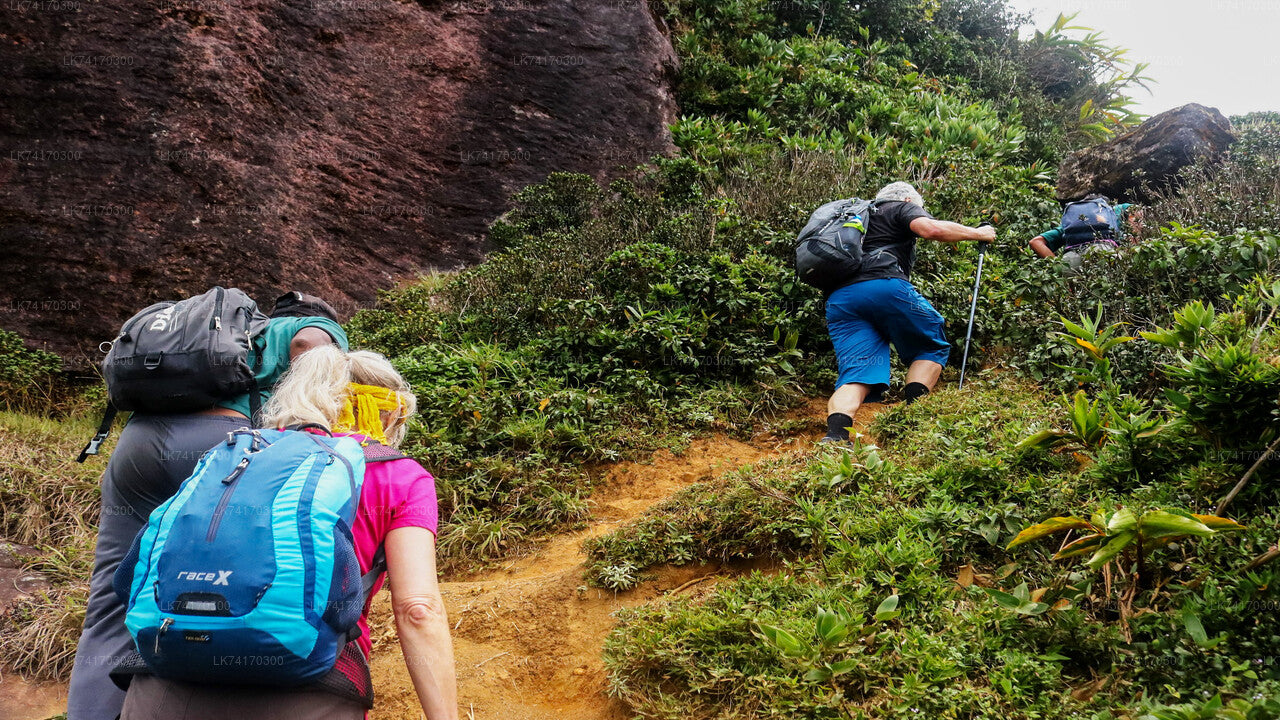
[114, 427, 397, 685]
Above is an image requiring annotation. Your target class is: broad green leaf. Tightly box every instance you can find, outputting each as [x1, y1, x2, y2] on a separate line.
[1061, 316, 1089, 339]
[874, 594, 900, 622]
[815, 607, 849, 645]
[983, 587, 1023, 610]
[1086, 531, 1134, 570]
[1140, 510, 1213, 539]
[1014, 428, 1070, 452]
[1106, 507, 1138, 532]
[803, 667, 831, 683]
[982, 587, 1049, 615]
[1181, 607, 1225, 649]
[1162, 388, 1191, 409]
[756, 623, 807, 657]
[1012, 582, 1032, 602]
[1181, 606, 1209, 646]
[829, 658, 861, 676]
[1006, 517, 1094, 550]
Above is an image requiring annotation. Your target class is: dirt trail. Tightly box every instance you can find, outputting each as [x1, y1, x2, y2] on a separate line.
[367, 430, 811, 720]
[368, 398, 890, 720]
[2, 399, 890, 720]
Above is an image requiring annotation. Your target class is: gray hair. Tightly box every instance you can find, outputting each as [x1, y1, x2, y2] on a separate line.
[874, 182, 924, 208]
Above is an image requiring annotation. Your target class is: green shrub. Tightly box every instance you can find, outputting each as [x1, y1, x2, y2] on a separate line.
[0, 329, 62, 408]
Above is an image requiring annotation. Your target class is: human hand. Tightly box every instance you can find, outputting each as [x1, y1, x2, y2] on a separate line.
[976, 223, 996, 243]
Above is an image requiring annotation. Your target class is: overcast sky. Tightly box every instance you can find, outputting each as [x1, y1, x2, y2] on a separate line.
[1003, 0, 1279, 119]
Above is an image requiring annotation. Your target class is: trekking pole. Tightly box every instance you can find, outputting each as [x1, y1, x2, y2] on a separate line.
[958, 223, 993, 390]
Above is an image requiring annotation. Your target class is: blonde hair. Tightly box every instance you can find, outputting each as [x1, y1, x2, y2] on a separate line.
[261, 345, 418, 447]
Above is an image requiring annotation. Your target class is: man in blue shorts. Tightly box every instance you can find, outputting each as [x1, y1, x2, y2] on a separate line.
[822, 182, 996, 443]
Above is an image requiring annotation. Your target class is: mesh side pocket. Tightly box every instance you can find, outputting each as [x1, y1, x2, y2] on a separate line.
[322, 520, 363, 634]
[113, 530, 145, 605]
[315, 641, 375, 708]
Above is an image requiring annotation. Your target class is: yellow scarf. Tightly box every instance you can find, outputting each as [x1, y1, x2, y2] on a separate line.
[335, 383, 405, 444]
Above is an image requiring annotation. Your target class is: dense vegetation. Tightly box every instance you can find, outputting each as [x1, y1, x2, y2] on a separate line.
[1, 0, 1278, 717]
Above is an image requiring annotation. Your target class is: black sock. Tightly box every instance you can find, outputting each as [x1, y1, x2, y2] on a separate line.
[904, 382, 930, 405]
[824, 413, 853, 441]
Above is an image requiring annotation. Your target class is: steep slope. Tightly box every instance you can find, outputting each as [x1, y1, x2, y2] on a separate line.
[367, 402, 882, 719]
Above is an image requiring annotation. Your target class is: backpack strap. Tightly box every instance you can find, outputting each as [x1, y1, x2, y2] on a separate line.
[76, 402, 118, 463]
[247, 332, 266, 427]
[360, 544, 387, 602]
[356, 440, 405, 600]
[360, 439, 409, 463]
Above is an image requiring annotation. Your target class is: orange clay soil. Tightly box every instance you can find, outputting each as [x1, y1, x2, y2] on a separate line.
[2, 399, 892, 720]
[367, 400, 887, 720]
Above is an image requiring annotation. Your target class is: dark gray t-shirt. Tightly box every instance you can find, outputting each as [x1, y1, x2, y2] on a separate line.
[854, 200, 934, 283]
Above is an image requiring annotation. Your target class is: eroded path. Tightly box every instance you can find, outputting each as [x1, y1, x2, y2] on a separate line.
[4, 399, 891, 720]
[368, 433, 798, 720]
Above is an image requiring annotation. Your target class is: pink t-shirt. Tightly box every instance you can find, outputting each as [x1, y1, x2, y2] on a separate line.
[342, 436, 439, 657]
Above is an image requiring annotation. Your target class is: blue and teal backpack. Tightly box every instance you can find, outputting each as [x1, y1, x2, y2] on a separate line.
[113, 427, 398, 685]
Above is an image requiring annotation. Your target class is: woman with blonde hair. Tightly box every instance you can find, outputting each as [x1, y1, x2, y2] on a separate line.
[119, 345, 458, 720]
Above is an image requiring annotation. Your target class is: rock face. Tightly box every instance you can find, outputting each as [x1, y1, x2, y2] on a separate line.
[1056, 103, 1236, 203]
[0, 0, 678, 360]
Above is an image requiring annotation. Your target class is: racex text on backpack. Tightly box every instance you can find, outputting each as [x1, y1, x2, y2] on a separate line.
[113, 428, 397, 686]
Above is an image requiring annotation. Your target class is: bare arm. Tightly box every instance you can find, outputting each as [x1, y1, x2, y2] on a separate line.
[288, 325, 337, 359]
[387, 526, 459, 720]
[1029, 236, 1056, 258]
[909, 217, 996, 244]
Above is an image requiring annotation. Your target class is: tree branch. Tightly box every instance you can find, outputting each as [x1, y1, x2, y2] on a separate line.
[1216, 434, 1280, 516]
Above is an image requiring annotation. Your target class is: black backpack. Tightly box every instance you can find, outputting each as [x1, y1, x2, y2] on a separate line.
[795, 198, 898, 293]
[77, 287, 270, 462]
[1060, 197, 1120, 249]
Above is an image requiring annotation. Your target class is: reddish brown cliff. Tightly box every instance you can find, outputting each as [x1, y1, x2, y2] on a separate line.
[0, 0, 677, 360]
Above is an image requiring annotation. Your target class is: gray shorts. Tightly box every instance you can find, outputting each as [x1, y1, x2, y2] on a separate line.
[67, 413, 249, 720]
[121, 675, 363, 720]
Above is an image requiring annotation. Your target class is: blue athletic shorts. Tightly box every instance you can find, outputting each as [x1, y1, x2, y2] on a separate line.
[826, 278, 951, 392]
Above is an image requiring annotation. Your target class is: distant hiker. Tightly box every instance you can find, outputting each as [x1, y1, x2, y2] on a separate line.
[66, 290, 347, 720]
[115, 345, 458, 720]
[1029, 194, 1143, 268]
[796, 182, 996, 443]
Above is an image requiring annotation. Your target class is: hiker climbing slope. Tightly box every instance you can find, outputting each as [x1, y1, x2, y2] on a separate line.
[1029, 194, 1144, 268]
[66, 290, 348, 720]
[795, 182, 995, 443]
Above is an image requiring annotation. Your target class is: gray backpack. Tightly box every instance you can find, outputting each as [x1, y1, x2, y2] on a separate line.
[77, 287, 270, 461]
[795, 198, 896, 293]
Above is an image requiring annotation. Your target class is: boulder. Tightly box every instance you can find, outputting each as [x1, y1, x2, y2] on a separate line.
[0, 0, 678, 359]
[1056, 103, 1236, 203]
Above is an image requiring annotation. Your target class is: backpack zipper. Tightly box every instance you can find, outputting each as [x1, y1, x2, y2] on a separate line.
[209, 287, 225, 331]
[206, 455, 251, 542]
[154, 617, 173, 655]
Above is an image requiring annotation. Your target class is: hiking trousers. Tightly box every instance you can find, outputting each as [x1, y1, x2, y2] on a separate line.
[67, 413, 248, 720]
[121, 675, 364, 720]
